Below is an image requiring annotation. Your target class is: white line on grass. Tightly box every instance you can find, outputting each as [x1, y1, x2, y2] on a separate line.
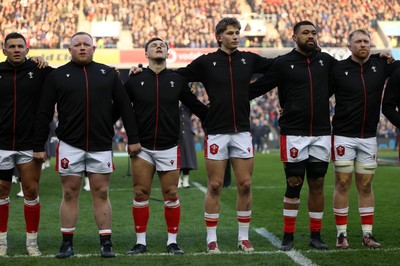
[192, 181, 207, 193]
[193, 181, 318, 266]
[255, 228, 318, 266]
[7, 247, 400, 258]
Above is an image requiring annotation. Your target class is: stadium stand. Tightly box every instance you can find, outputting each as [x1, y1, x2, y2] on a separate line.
[0, 0, 398, 150]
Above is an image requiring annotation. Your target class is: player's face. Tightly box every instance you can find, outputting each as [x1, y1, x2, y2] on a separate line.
[3, 38, 29, 66]
[145, 40, 168, 60]
[69, 34, 95, 65]
[293, 25, 317, 53]
[217, 25, 240, 51]
[348, 32, 371, 60]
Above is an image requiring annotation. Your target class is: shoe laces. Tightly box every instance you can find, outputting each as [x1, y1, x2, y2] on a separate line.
[240, 240, 252, 248]
[207, 241, 218, 250]
[337, 233, 346, 244]
[364, 234, 377, 243]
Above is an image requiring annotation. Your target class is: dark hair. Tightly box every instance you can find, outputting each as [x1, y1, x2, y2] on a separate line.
[4, 32, 27, 46]
[348, 29, 370, 44]
[215, 17, 241, 47]
[215, 17, 241, 35]
[293, 21, 316, 34]
[144, 37, 168, 51]
[70, 32, 93, 43]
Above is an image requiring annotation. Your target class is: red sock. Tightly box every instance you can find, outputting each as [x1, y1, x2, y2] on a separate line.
[283, 216, 296, 233]
[24, 202, 40, 233]
[164, 197, 180, 234]
[205, 213, 219, 227]
[132, 199, 149, 233]
[334, 213, 348, 226]
[310, 217, 322, 232]
[361, 214, 374, 225]
[0, 200, 10, 232]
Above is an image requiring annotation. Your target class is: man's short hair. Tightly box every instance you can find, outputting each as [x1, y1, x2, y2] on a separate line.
[70, 32, 93, 44]
[215, 17, 241, 35]
[293, 21, 316, 34]
[144, 37, 168, 51]
[348, 29, 370, 44]
[4, 32, 26, 46]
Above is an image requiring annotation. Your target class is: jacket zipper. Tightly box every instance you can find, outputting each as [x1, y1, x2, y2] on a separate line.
[360, 65, 367, 138]
[153, 74, 159, 150]
[307, 58, 314, 136]
[12, 68, 17, 150]
[83, 66, 89, 151]
[229, 55, 237, 132]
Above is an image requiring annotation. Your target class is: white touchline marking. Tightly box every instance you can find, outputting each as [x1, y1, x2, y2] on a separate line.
[193, 181, 318, 266]
[192, 181, 207, 193]
[255, 228, 318, 266]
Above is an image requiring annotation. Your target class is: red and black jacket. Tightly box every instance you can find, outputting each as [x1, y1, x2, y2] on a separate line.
[124, 68, 208, 150]
[176, 49, 274, 134]
[250, 49, 336, 136]
[33, 61, 139, 152]
[331, 57, 400, 138]
[0, 59, 53, 150]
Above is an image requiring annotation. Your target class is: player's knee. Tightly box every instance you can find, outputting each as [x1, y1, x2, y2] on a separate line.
[334, 160, 354, 174]
[237, 178, 252, 195]
[208, 180, 223, 194]
[335, 175, 351, 192]
[355, 161, 377, 175]
[163, 187, 178, 199]
[134, 188, 150, 200]
[287, 176, 303, 187]
[306, 161, 329, 179]
[285, 182, 302, 198]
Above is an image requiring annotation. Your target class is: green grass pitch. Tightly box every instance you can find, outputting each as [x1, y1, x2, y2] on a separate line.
[2, 150, 400, 265]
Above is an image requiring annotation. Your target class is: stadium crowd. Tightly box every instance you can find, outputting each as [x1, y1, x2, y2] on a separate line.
[0, 0, 398, 151]
[0, 0, 80, 49]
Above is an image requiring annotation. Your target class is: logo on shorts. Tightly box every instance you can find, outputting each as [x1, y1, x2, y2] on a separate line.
[61, 158, 69, 169]
[107, 162, 111, 168]
[290, 147, 298, 158]
[170, 160, 174, 165]
[210, 143, 219, 155]
[336, 145, 345, 156]
[247, 147, 251, 153]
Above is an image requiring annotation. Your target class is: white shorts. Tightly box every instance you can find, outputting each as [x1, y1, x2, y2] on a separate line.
[280, 135, 331, 162]
[332, 135, 377, 164]
[204, 132, 254, 160]
[0, 150, 33, 170]
[56, 141, 113, 176]
[137, 146, 180, 172]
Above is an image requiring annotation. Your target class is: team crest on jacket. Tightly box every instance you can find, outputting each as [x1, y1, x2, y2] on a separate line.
[336, 145, 345, 156]
[61, 158, 69, 169]
[170, 160, 175, 165]
[210, 143, 219, 155]
[290, 147, 298, 158]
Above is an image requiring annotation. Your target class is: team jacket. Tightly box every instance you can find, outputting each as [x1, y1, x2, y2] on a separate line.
[382, 67, 400, 128]
[249, 49, 336, 136]
[176, 49, 274, 134]
[124, 68, 208, 150]
[0, 59, 53, 150]
[331, 57, 400, 138]
[33, 61, 139, 152]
